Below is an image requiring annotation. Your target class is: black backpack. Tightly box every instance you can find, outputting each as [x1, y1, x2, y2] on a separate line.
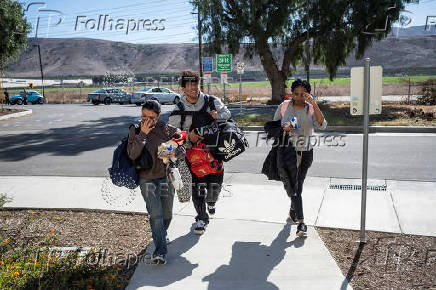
[208, 119, 249, 162]
[108, 125, 139, 189]
[170, 95, 248, 162]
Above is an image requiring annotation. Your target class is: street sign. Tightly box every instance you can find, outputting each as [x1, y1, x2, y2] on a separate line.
[216, 54, 232, 73]
[202, 57, 213, 73]
[350, 66, 383, 115]
[203, 73, 212, 84]
[220, 73, 228, 84]
[28, 83, 33, 89]
[236, 62, 245, 74]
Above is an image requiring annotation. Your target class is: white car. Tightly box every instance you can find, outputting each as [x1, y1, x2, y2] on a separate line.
[131, 87, 180, 105]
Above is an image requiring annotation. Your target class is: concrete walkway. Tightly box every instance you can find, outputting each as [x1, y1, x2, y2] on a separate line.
[1, 174, 434, 236]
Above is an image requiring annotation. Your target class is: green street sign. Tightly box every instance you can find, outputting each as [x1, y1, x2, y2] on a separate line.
[216, 54, 232, 72]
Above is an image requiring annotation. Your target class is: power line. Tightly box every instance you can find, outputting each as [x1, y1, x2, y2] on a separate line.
[33, 17, 197, 39]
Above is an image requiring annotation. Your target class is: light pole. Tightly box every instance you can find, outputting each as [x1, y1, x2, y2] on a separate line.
[191, 3, 204, 91]
[33, 44, 45, 98]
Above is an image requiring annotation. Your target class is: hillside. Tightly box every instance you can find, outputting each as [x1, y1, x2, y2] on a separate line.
[5, 35, 436, 77]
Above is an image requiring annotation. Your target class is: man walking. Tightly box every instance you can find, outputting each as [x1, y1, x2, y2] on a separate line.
[169, 70, 231, 235]
[3, 89, 10, 105]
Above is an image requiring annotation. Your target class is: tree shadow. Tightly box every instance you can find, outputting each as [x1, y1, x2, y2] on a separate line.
[0, 111, 172, 162]
[202, 223, 305, 290]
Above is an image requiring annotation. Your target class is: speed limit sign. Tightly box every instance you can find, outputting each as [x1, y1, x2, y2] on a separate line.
[236, 62, 245, 74]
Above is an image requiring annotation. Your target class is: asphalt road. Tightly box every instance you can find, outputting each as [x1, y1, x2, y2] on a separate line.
[1, 104, 435, 181]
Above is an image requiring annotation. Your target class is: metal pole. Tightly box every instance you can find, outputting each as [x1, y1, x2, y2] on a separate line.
[223, 78, 226, 100]
[36, 44, 45, 98]
[239, 74, 242, 114]
[360, 57, 371, 243]
[408, 77, 411, 104]
[0, 72, 4, 112]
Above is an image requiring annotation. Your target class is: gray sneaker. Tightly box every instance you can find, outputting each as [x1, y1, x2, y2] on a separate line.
[193, 220, 207, 235]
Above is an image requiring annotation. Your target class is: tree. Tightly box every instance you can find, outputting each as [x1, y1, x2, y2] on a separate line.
[0, 0, 31, 71]
[194, 0, 414, 103]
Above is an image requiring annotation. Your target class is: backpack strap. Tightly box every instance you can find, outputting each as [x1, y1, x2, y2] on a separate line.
[200, 94, 217, 112]
[169, 101, 193, 129]
[280, 100, 291, 119]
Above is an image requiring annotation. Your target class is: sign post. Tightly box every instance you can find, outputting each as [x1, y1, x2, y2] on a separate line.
[350, 59, 382, 243]
[237, 62, 245, 113]
[361, 58, 371, 243]
[216, 54, 232, 100]
[203, 57, 213, 94]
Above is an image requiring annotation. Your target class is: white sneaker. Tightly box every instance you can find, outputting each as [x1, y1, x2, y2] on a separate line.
[207, 204, 216, 218]
[193, 220, 207, 235]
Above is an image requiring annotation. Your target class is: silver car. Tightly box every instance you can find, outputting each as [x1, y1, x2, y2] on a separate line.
[131, 87, 180, 105]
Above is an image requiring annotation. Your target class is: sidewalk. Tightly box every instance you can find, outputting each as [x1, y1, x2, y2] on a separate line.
[1, 174, 434, 236]
[1, 174, 435, 288]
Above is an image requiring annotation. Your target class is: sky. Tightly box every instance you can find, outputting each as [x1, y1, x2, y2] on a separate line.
[20, 0, 436, 44]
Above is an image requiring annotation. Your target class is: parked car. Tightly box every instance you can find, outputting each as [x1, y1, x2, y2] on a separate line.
[10, 90, 46, 105]
[87, 88, 131, 105]
[131, 87, 180, 105]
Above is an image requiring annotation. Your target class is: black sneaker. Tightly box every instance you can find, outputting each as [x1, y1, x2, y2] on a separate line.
[207, 203, 216, 216]
[288, 207, 297, 224]
[151, 254, 167, 265]
[193, 220, 207, 235]
[296, 222, 307, 237]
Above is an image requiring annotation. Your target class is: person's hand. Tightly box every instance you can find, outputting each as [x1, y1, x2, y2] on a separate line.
[282, 122, 294, 133]
[140, 119, 155, 134]
[303, 92, 315, 105]
[210, 110, 218, 119]
[159, 151, 175, 159]
[189, 129, 203, 143]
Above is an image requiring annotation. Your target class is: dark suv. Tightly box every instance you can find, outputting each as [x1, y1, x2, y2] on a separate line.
[87, 88, 131, 105]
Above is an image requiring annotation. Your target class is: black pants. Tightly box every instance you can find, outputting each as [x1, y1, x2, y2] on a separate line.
[189, 167, 224, 224]
[277, 147, 313, 221]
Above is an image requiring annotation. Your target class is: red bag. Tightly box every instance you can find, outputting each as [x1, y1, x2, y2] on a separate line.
[186, 142, 223, 177]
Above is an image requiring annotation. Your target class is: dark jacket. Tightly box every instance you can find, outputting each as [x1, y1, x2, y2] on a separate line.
[261, 120, 282, 181]
[127, 121, 186, 180]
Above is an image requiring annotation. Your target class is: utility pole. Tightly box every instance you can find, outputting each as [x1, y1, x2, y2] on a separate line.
[305, 0, 310, 82]
[33, 44, 45, 98]
[192, 2, 203, 91]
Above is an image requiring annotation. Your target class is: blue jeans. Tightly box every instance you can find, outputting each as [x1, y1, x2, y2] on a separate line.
[139, 177, 174, 257]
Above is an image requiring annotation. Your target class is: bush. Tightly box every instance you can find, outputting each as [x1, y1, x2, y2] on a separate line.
[0, 194, 13, 208]
[417, 79, 436, 105]
[0, 227, 121, 289]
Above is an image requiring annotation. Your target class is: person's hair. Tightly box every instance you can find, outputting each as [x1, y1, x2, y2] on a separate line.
[291, 79, 311, 94]
[180, 70, 200, 88]
[142, 99, 161, 114]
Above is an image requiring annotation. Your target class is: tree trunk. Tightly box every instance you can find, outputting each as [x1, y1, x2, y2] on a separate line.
[257, 43, 287, 104]
[270, 73, 286, 104]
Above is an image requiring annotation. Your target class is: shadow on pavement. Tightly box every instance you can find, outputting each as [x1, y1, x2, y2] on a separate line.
[130, 224, 200, 288]
[0, 112, 172, 162]
[202, 223, 305, 290]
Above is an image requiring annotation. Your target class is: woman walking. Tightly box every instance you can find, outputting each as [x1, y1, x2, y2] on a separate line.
[273, 79, 327, 237]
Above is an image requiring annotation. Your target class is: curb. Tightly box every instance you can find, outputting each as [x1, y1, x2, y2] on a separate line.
[241, 125, 436, 133]
[0, 109, 32, 121]
[1, 206, 148, 215]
